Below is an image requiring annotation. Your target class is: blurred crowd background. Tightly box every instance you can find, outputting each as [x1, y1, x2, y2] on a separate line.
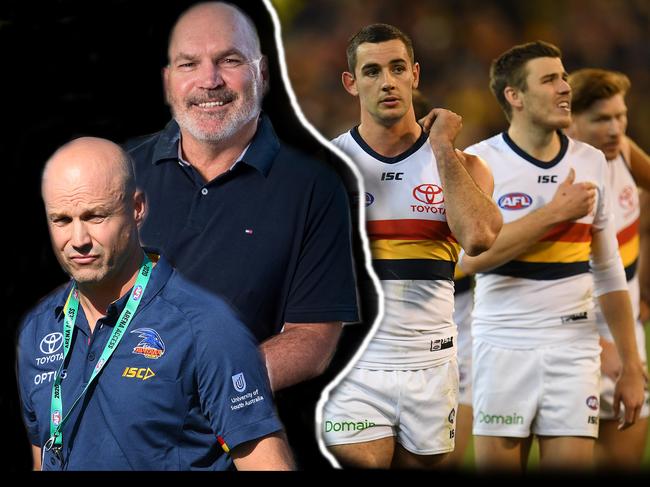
[272, 0, 649, 151]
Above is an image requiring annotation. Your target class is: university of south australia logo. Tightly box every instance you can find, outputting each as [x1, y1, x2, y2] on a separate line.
[232, 372, 246, 393]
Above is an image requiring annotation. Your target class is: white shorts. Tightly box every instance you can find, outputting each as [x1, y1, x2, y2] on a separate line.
[454, 290, 473, 406]
[472, 338, 600, 438]
[599, 325, 649, 420]
[322, 361, 459, 455]
[599, 367, 650, 421]
[458, 355, 472, 406]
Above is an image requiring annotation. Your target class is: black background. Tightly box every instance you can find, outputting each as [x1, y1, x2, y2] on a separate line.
[1, 0, 372, 470]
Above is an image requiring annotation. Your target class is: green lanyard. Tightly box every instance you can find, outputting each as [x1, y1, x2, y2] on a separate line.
[44, 254, 153, 456]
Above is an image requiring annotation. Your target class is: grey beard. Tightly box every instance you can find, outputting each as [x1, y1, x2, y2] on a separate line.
[173, 82, 263, 144]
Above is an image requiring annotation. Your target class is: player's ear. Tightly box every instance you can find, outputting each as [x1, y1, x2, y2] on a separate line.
[133, 190, 146, 228]
[504, 86, 523, 111]
[342, 71, 358, 96]
[412, 62, 420, 90]
[162, 65, 171, 104]
[258, 55, 270, 95]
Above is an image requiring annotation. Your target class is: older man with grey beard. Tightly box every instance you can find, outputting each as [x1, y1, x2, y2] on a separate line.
[125, 1, 364, 469]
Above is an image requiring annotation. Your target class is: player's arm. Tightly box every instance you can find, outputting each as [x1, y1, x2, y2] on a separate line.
[231, 432, 295, 471]
[32, 445, 41, 471]
[627, 137, 650, 191]
[422, 108, 502, 256]
[260, 322, 342, 391]
[592, 223, 647, 429]
[640, 191, 650, 321]
[460, 169, 596, 274]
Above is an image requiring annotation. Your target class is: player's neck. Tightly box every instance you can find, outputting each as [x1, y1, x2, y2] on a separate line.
[179, 115, 259, 182]
[358, 111, 422, 158]
[507, 121, 562, 163]
[77, 248, 144, 333]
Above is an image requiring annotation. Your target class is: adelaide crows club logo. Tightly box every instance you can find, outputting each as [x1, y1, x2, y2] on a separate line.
[130, 328, 165, 359]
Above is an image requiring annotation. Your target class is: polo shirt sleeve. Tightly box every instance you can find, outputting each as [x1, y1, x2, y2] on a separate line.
[192, 307, 282, 454]
[16, 316, 41, 446]
[284, 171, 359, 324]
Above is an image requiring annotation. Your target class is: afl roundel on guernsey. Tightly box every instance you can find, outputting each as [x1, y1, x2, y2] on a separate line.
[413, 184, 444, 205]
[498, 192, 533, 210]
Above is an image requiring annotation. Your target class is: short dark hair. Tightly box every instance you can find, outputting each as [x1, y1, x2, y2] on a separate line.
[346, 23, 414, 73]
[569, 68, 630, 114]
[489, 40, 562, 121]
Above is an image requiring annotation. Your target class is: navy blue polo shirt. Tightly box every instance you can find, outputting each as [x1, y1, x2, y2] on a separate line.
[126, 115, 359, 342]
[17, 255, 282, 470]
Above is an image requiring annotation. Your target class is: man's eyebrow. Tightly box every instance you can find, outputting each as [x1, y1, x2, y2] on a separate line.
[360, 58, 408, 70]
[47, 211, 67, 220]
[171, 52, 200, 63]
[171, 49, 248, 64]
[360, 62, 380, 71]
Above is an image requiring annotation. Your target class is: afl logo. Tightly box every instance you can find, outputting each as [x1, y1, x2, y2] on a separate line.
[132, 285, 143, 301]
[498, 192, 533, 210]
[586, 395, 599, 410]
[365, 192, 375, 207]
[413, 184, 444, 205]
[40, 332, 63, 355]
[618, 185, 636, 211]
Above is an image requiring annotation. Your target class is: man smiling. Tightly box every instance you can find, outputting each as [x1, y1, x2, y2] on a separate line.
[126, 2, 361, 468]
[461, 41, 646, 471]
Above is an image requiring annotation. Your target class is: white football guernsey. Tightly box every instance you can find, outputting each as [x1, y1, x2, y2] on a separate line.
[332, 127, 458, 369]
[465, 132, 619, 348]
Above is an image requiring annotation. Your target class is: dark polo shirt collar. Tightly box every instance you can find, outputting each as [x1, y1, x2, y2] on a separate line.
[52, 251, 172, 335]
[151, 114, 280, 177]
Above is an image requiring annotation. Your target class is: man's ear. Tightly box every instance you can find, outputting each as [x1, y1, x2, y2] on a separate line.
[162, 66, 171, 105]
[504, 86, 523, 111]
[259, 55, 270, 95]
[133, 190, 147, 228]
[342, 71, 358, 96]
[412, 62, 420, 90]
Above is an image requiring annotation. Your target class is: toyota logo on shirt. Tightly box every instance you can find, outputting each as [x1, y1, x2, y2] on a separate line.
[40, 332, 63, 355]
[413, 184, 444, 205]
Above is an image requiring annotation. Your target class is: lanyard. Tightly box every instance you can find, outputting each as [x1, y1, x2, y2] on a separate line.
[44, 254, 153, 456]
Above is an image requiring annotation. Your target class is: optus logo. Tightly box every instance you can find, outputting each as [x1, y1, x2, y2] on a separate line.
[413, 184, 444, 205]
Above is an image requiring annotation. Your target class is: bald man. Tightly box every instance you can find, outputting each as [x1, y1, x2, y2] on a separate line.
[17, 137, 294, 470]
[126, 2, 361, 468]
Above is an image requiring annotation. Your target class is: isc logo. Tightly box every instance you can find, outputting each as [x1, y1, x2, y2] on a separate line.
[498, 192, 533, 210]
[537, 175, 558, 183]
[381, 172, 404, 181]
[122, 367, 156, 381]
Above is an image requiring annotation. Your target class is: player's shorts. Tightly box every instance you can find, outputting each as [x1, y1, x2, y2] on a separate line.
[599, 324, 649, 420]
[322, 360, 458, 455]
[454, 289, 473, 407]
[472, 338, 600, 438]
[458, 354, 472, 406]
[599, 371, 650, 421]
